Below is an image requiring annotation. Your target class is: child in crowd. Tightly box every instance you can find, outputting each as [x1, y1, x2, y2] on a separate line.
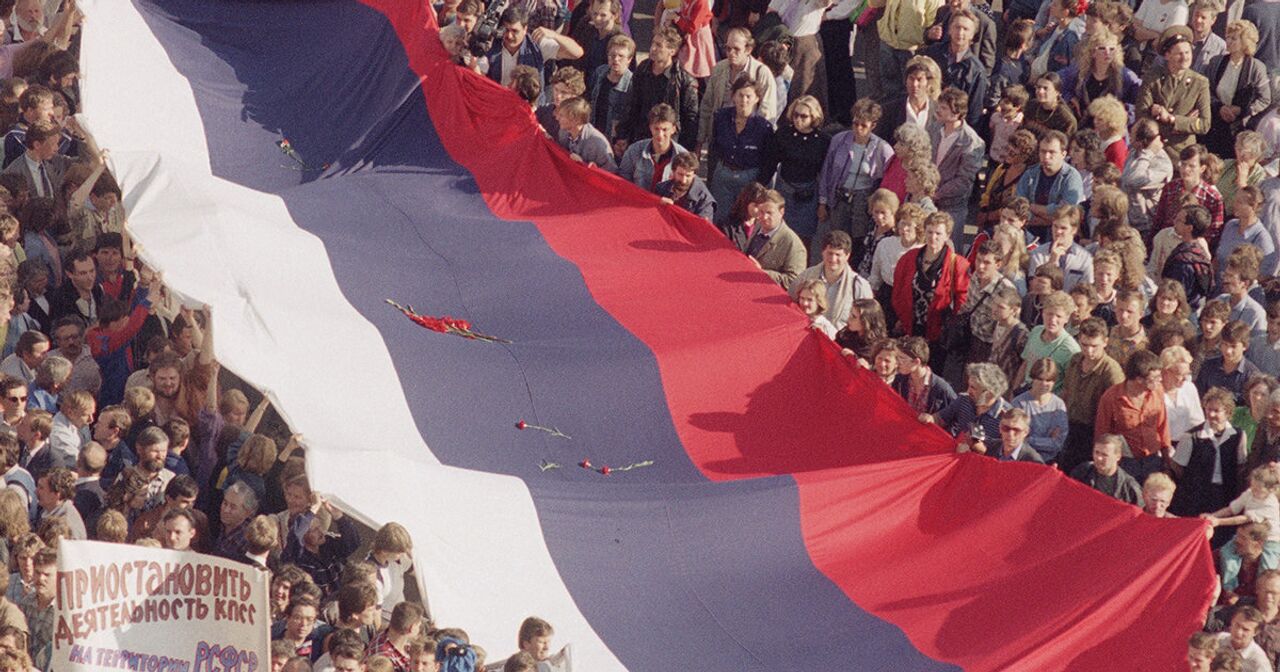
[892, 337, 957, 415]
[1017, 290, 1080, 392]
[970, 196, 1032, 267]
[517, 617, 556, 663]
[0, 215, 21, 291]
[870, 339, 900, 385]
[1219, 247, 1268, 338]
[1205, 466, 1280, 572]
[1069, 129, 1105, 203]
[1012, 357, 1069, 462]
[992, 223, 1030, 295]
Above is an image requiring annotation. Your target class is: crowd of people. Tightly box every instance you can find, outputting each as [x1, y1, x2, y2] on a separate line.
[437, 0, 1280, 666]
[0, 0, 1273, 665]
[0, 1, 584, 672]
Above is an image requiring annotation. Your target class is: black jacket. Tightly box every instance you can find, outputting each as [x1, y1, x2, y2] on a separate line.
[1169, 424, 1244, 517]
[922, 44, 989, 128]
[615, 58, 700, 149]
[48, 282, 103, 327]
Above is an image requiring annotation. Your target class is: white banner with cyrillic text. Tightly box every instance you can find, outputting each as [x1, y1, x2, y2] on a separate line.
[53, 540, 269, 672]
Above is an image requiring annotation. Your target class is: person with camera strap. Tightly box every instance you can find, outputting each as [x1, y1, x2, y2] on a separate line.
[476, 5, 583, 90]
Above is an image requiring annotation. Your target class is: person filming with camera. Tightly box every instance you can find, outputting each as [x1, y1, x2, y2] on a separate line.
[477, 5, 583, 89]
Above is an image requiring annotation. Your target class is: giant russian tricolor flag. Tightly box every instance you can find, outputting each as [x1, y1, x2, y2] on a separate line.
[81, 1, 1218, 668]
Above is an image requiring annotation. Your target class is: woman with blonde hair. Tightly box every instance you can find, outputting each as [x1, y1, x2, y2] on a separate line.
[1087, 95, 1130, 169]
[0, 491, 26, 570]
[878, 122, 932, 202]
[1216, 130, 1269, 218]
[1061, 29, 1141, 121]
[992, 223, 1029, 294]
[763, 95, 831, 247]
[901, 157, 940, 215]
[1202, 20, 1272, 157]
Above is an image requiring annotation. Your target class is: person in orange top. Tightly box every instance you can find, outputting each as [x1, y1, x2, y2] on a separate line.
[1094, 348, 1172, 484]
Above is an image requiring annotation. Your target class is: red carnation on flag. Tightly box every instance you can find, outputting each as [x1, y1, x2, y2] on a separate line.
[386, 300, 510, 343]
[577, 459, 654, 476]
[277, 137, 327, 172]
[515, 418, 570, 439]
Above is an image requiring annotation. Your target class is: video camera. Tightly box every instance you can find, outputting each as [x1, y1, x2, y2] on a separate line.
[467, 0, 510, 57]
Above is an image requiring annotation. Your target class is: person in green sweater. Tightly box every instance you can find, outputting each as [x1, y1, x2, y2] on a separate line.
[1234, 375, 1279, 457]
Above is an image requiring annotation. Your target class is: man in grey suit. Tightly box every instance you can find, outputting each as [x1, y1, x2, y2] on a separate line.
[747, 189, 806, 286]
[1, 121, 70, 200]
[928, 87, 985, 247]
[993, 408, 1046, 464]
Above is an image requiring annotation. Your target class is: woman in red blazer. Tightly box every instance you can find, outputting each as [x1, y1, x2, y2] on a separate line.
[892, 212, 971, 343]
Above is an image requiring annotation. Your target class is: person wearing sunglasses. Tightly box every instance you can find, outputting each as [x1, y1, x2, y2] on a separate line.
[995, 408, 1046, 463]
[0, 377, 25, 434]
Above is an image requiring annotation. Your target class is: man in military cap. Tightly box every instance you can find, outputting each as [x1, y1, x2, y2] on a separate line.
[1136, 25, 1212, 161]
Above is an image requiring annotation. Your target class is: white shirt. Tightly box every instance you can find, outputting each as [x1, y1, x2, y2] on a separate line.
[1215, 632, 1275, 672]
[1229, 488, 1280, 543]
[1173, 424, 1241, 485]
[478, 37, 560, 86]
[934, 126, 961, 165]
[871, 238, 919, 289]
[373, 554, 409, 620]
[905, 99, 930, 128]
[1135, 0, 1189, 35]
[1164, 380, 1206, 444]
[768, 0, 826, 36]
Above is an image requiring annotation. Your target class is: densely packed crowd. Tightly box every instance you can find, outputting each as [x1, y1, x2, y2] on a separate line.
[439, 0, 1280, 665]
[0, 0, 1273, 666]
[0, 2, 577, 672]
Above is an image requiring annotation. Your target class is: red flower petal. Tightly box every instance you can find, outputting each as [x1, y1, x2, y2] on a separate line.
[516, 420, 527, 430]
